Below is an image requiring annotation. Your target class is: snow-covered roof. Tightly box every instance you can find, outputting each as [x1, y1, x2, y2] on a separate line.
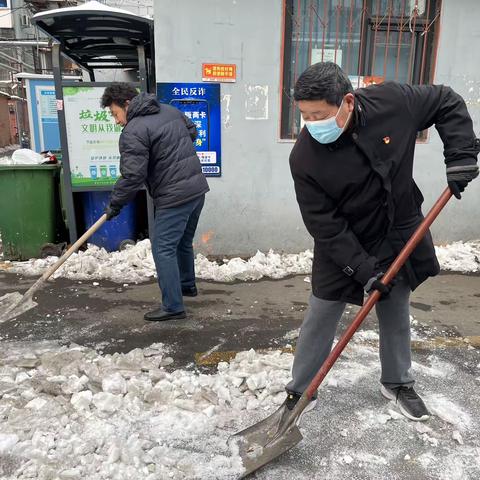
[15, 73, 82, 80]
[32, 0, 151, 23]
[0, 91, 25, 101]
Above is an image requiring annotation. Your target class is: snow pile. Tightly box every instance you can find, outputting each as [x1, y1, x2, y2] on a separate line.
[0, 341, 271, 479]
[0, 342, 302, 479]
[2, 240, 479, 284]
[6, 241, 157, 283]
[195, 249, 313, 282]
[4, 240, 313, 284]
[435, 241, 480, 273]
[0, 333, 478, 479]
[426, 395, 472, 431]
[0, 339, 359, 480]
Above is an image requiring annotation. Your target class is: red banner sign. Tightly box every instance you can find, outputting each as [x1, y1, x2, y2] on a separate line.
[202, 63, 236, 83]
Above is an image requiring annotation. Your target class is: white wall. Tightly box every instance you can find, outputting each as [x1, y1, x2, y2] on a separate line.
[154, 0, 480, 255]
[413, 0, 480, 243]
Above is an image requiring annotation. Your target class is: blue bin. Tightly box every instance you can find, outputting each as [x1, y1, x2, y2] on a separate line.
[81, 191, 136, 252]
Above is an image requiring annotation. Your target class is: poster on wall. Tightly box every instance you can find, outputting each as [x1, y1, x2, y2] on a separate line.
[311, 48, 343, 67]
[25, 80, 61, 152]
[202, 63, 236, 83]
[157, 82, 221, 177]
[36, 86, 59, 152]
[38, 88, 57, 119]
[63, 86, 123, 187]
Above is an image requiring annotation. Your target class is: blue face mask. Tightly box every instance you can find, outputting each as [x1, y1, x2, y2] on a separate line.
[305, 100, 350, 144]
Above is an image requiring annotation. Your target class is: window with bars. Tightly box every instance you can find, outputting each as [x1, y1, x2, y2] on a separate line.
[280, 0, 442, 139]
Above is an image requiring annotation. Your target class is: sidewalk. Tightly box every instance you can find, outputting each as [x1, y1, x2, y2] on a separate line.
[0, 271, 479, 365]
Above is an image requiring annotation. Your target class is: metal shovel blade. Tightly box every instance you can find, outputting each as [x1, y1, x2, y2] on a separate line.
[231, 405, 303, 478]
[0, 292, 37, 323]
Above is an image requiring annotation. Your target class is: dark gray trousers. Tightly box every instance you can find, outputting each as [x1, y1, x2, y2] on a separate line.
[286, 276, 414, 394]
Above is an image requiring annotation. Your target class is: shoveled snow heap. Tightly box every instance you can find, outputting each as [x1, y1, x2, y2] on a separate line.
[2, 240, 480, 284]
[434, 241, 480, 273]
[0, 331, 478, 479]
[3, 240, 313, 283]
[0, 341, 250, 480]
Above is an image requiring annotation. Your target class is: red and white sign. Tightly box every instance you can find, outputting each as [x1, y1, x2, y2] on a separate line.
[202, 63, 236, 83]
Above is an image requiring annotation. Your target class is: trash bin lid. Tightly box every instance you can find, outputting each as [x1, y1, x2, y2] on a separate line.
[0, 165, 60, 171]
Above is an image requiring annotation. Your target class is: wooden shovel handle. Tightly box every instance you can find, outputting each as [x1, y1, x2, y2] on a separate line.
[23, 214, 108, 300]
[305, 187, 453, 399]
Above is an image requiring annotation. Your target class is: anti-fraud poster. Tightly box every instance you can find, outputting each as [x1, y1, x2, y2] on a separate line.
[157, 83, 221, 177]
[63, 86, 122, 187]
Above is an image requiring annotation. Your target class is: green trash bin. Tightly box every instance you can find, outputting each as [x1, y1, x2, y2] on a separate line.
[0, 164, 60, 261]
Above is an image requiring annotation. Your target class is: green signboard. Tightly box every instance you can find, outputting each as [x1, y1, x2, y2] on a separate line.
[63, 86, 122, 187]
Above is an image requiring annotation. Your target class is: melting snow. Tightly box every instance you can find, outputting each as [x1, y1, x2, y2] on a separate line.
[0, 332, 477, 479]
[3, 240, 479, 284]
[3, 241, 313, 284]
[434, 241, 480, 273]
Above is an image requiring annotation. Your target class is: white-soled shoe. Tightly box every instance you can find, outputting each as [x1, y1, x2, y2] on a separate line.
[381, 385, 430, 421]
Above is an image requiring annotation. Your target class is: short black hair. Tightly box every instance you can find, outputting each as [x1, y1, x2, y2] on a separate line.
[294, 62, 353, 106]
[100, 82, 138, 108]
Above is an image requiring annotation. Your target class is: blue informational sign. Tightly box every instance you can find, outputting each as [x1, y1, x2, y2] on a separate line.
[157, 83, 221, 177]
[26, 79, 61, 152]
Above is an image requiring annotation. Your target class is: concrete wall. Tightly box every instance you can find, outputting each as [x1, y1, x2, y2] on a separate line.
[414, 0, 480, 243]
[154, 0, 480, 256]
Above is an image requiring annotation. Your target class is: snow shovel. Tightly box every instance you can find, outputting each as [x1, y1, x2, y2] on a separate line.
[0, 214, 107, 323]
[232, 187, 453, 478]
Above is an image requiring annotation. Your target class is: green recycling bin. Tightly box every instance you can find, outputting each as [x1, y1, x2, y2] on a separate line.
[0, 164, 60, 261]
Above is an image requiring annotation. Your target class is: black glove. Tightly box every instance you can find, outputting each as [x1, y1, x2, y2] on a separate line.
[446, 164, 479, 199]
[363, 272, 396, 298]
[104, 204, 121, 221]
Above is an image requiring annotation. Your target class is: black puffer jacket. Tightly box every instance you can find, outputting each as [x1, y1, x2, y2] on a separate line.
[110, 93, 209, 209]
[290, 82, 479, 306]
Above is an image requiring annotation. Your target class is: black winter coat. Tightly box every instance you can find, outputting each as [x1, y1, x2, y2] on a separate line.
[110, 93, 209, 209]
[290, 82, 479, 306]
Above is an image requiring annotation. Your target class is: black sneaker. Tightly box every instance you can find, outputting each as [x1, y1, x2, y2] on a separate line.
[381, 385, 430, 421]
[279, 392, 317, 426]
[182, 286, 198, 297]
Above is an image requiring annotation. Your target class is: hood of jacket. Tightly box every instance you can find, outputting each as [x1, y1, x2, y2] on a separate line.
[127, 93, 161, 122]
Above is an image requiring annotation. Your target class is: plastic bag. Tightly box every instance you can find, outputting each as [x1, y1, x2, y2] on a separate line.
[11, 149, 44, 165]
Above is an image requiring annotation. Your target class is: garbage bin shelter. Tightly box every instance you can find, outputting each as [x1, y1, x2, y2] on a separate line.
[31, 1, 155, 246]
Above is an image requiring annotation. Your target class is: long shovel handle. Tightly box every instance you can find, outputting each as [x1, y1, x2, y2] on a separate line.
[21, 214, 108, 301]
[304, 187, 453, 399]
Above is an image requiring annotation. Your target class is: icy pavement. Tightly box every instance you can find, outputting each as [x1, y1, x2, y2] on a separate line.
[0, 328, 478, 479]
[2, 240, 479, 284]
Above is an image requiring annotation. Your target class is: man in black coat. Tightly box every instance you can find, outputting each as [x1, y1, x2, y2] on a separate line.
[101, 83, 209, 321]
[283, 63, 478, 421]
